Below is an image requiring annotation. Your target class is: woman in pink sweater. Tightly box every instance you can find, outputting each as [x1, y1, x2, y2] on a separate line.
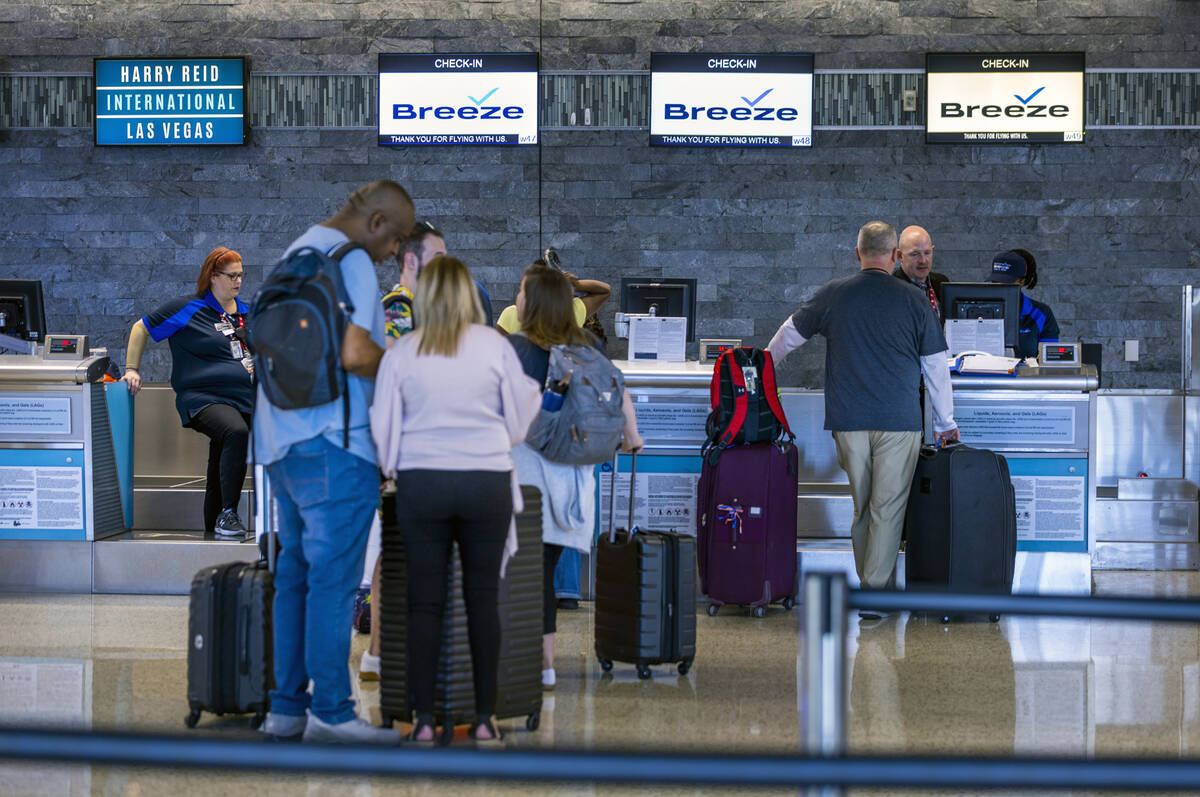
[370, 255, 540, 745]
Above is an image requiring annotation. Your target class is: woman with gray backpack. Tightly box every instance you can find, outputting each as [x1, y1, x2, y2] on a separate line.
[507, 260, 644, 690]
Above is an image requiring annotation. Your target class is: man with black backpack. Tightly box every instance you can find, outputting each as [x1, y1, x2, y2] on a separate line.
[254, 180, 414, 744]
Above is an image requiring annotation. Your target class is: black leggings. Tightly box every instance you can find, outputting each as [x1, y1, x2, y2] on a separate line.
[186, 403, 252, 534]
[393, 470, 512, 718]
[543, 543, 564, 636]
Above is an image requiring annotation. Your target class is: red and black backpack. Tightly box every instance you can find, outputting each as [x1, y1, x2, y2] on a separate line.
[702, 347, 793, 464]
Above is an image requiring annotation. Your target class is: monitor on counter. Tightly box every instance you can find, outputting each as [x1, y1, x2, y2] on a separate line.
[940, 282, 1020, 352]
[620, 278, 697, 342]
[94, 57, 249, 146]
[378, 53, 539, 146]
[650, 52, 813, 147]
[0, 279, 47, 343]
[925, 52, 1085, 144]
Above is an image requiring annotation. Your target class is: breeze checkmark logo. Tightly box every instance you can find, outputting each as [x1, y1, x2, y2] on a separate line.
[468, 88, 498, 106]
[741, 88, 773, 107]
[1014, 86, 1045, 105]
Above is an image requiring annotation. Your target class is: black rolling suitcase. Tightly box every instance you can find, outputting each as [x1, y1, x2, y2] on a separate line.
[185, 559, 274, 728]
[904, 442, 1017, 623]
[379, 486, 544, 743]
[594, 452, 697, 679]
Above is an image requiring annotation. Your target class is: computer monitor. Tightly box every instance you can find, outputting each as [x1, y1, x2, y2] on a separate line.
[0, 279, 47, 342]
[939, 282, 1020, 351]
[619, 278, 697, 342]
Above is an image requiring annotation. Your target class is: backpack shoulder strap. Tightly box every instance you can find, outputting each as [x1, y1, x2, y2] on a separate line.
[758, 349, 793, 440]
[717, 349, 750, 449]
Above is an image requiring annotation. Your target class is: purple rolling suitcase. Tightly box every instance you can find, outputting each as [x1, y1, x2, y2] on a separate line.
[696, 441, 799, 617]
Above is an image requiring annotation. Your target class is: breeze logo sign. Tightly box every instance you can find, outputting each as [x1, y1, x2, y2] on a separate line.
[650, 53, 813, 147]
[926, 53, 1085, 144]
[378, 53, 538, 146]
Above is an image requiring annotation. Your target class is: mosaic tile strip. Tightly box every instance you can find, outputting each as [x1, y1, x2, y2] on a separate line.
[2, 72, 1198, 130]
[248, 74, 375, 129]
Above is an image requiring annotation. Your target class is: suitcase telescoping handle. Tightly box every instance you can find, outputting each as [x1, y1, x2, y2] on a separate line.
[607, 450, 639, 543]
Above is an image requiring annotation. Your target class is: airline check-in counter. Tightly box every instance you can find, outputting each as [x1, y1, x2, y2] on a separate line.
[609, 358, 1101, 596]
[0, 347, 132, 592]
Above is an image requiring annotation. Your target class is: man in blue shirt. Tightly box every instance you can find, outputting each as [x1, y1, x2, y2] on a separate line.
[258, 180, 414, 744]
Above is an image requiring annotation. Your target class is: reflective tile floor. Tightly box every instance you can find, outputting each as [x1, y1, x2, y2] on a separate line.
[0, 571, 1198, 796]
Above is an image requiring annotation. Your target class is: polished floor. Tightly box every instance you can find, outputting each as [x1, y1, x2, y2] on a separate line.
[0, 572, 1198, 796]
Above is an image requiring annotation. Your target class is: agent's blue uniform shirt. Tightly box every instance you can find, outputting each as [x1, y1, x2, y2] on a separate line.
[1017, 293, 1060, 359]
[142, 291, 253, 425]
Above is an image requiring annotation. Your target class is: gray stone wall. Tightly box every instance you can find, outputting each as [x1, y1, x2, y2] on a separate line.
[1, 1, 1198, 387]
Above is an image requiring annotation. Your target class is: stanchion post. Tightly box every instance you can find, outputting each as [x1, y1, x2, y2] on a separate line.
[802, 571, 848, 797]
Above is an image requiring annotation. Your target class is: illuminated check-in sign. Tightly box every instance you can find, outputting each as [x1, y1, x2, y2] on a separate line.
[378, 53, 539, 146]
[926, 52, 1086, 144]
[94, 58, 248, 146]
[650, 53, 814, 147]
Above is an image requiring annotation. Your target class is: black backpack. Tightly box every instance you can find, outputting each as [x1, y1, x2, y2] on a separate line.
[248, 242, 360, 447]
[702, 347, 793, 465]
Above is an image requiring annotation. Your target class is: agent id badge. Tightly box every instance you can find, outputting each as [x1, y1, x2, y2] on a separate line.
[230, 339, 245, 360]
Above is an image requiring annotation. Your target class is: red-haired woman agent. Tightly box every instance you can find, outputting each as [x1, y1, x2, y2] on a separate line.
[120, 246, 255, 537]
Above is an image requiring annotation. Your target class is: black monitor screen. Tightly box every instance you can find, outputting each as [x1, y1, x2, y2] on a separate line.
[0, 279, 47, 342]
[619, 278, 697, 342]
[940, 282, 1020, 350]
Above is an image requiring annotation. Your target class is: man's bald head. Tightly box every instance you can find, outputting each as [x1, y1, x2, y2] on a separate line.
[330, 180, 415, 264]
[898, 225, 935, 283]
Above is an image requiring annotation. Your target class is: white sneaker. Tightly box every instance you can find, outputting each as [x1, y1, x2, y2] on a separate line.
[541, 668, 556, 691]
[302, 714, 400, 745]
[359, 651, 381, 682]
[262, 711, 307, 741]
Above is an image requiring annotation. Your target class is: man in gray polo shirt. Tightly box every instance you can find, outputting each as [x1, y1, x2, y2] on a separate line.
[768, 221, 958, 613]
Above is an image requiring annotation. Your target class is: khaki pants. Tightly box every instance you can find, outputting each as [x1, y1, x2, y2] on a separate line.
[833, 430, 922, 589]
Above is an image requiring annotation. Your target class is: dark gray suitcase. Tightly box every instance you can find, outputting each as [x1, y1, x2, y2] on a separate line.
[594, 452, 697, 679]
[904, 442, 1017, 622]
[185, 560, 274, 728]
[378, 486, 544, 742]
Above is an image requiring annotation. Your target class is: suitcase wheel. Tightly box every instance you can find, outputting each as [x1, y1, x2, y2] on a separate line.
[184, 709, 201, 730]
[941, 615, 952, 625]
[636, 664, 652, 680]
[525, 711, 541, 732]
[781, 596, 796, 611]
[706, 604, 719, 617]
[677, 659, 692, 676]
[751, 606, 766, 619]
[249, 712, 265, 730]
[598, 657, 613, 672]
[989, 614, 1001, 623]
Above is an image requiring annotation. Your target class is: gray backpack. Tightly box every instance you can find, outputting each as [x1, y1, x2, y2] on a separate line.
[526, 344, 626, 465]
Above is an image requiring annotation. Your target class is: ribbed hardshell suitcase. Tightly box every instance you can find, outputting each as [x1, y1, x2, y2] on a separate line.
[185, 560, 274, 728]
[378, 486, 544, 742]
[594, 453, 697, 680]
[904, 442, 1017, 622]
[696, 441, 799, 617]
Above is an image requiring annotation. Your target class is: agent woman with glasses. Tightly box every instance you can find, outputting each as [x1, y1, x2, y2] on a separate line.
[120, 246, 255, 538]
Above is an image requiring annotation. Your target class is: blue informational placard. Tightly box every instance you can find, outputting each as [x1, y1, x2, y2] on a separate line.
[94, 57, 249, 146]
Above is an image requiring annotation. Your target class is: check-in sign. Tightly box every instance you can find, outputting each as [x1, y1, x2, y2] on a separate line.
[926, 53, 1085, 144]
[378, 53, 539, 146]
[650, 53, 813, 147]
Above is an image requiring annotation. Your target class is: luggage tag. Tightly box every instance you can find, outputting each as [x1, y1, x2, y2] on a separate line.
[741, 365, 759, 395]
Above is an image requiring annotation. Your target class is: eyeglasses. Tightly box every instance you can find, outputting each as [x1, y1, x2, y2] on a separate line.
[217, 272, 244, 282]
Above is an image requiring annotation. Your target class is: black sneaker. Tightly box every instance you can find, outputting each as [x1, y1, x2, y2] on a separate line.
[557, 598, 580, 611]
[214, 508, 246, 537]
